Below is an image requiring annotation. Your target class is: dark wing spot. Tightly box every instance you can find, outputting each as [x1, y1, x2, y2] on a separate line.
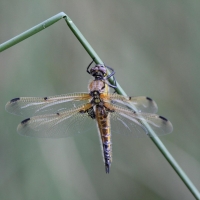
[21, 118, 30, 124]
[129, 97, 131, 100]
[159, 116, 168, 121]
[146, 97, 153, 101]
[56, 112, 60, 115]
[44, 97, 48, 100]
[10, 98, 20, 103]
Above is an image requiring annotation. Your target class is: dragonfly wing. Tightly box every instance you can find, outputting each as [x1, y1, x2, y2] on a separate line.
[5, 93, 91, 117]
[106, 103, 173, 137]
[17, 103, 96, 138]
[102, 93, 158, 113]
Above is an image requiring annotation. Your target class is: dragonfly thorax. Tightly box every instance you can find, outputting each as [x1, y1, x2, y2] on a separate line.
[90, 91, 103, 105]
[88, 80, 107, 93]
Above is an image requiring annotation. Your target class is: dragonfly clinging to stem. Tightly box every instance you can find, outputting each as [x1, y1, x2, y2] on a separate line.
[5, 60, 173, 173]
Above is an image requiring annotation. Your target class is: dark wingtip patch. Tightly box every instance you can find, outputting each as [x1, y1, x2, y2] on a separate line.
[21, 118, 30, 124]
[146, 97, 153, 101]
[56, 112, 60, 115]
[44, 97, 48, 100]
[159, 116, 168, 121]
[10, 98, 20, 103]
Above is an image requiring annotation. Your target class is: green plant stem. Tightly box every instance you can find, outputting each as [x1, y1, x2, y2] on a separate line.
[0, 12, 66, 52]
[0, 13, 199, 200]
[65, 14, 200, 200]
[64, 16, 125, 95]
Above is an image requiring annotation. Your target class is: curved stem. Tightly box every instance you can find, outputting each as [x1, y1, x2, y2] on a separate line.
[0, 12, 66, 52]
[0, 12, 199, 200]
[64, 15, 200, 200]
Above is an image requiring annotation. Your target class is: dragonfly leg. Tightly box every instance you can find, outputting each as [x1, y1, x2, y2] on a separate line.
[79, 103, 96, 119]
[86, 59, 95, 74]
[105, 65, 117, 89]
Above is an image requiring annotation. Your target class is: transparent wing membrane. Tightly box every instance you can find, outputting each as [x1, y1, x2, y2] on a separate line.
[109, 104, 173, 137]
[5, 93, 91, 117]
[6, 91, 173, 138]
[102, 93, 158, 113]
[17, 104, 96, 138]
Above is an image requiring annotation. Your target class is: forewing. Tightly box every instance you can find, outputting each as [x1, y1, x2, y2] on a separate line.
[17, 104, 96, 138]
[109, 104, 173, 137]
[103, 93, 158, 113]
[5, 93, 91, 117]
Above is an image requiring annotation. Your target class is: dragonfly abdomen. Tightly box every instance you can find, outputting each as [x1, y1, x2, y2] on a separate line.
[96, 107, 112, 173]
[103, 139, 112, 173]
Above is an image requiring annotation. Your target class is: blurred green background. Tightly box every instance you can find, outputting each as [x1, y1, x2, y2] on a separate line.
[0, 1, 200, 200]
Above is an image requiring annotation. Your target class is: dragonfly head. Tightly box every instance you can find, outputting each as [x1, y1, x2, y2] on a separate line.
[87, 60, 117, 89]
[89, 64, 107, 80]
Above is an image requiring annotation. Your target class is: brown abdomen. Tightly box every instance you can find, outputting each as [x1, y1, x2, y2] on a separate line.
[95, 106, 112, 173]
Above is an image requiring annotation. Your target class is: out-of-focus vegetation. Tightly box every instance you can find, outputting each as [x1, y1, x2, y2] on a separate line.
[0, 1, 199, 200]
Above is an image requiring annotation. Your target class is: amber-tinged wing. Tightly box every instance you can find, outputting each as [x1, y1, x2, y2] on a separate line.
[104, 102, 173, 137]
[5, 93, 91, 117]
[101, 93, 158, 113]
[16, 103, 96, 138]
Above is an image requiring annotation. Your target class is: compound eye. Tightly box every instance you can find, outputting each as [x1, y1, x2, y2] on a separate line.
[90, 68, 95, 74]
[99, 66, 107, 73]
[90, 66, 98, 73]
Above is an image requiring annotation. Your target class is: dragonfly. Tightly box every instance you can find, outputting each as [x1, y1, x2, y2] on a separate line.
[5, 61, 173, 173]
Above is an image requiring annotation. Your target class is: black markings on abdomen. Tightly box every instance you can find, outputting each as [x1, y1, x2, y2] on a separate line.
[103, 141, 111, 174]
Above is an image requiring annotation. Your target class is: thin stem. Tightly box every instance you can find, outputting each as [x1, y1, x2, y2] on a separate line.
[64, 15, 200, 200]
[0, 12, 66, 52]
[0, 12, 199, 200]
[64, 16, 125, 95]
